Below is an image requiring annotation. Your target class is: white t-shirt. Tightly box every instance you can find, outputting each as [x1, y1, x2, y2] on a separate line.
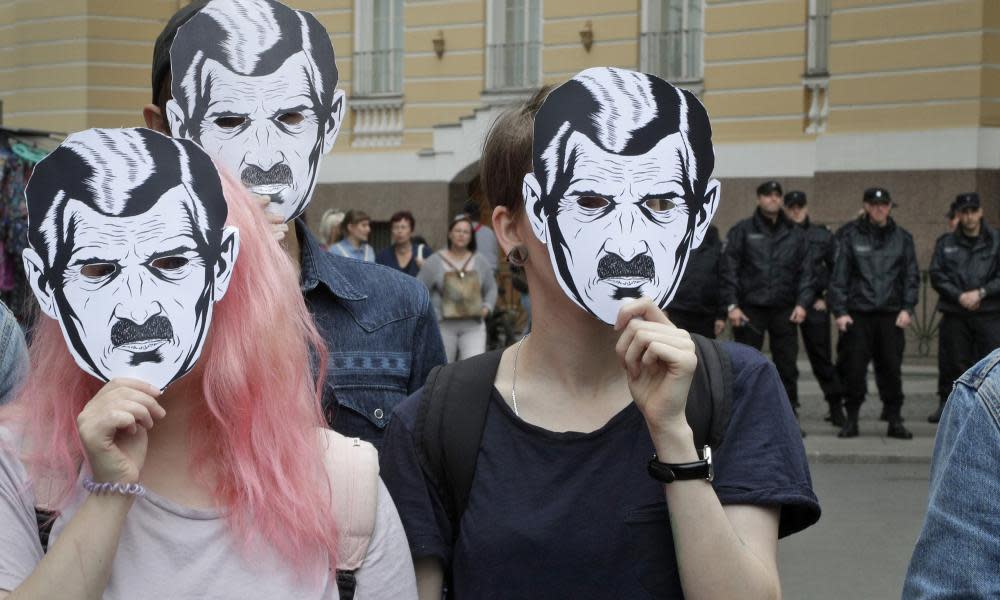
[0, 427, 417, 599]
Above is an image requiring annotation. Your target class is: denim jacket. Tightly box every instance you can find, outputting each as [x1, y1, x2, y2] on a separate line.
[904, 348, 1000, 598]
[298, 222, 446, 448]
[0, 301, 27, 405]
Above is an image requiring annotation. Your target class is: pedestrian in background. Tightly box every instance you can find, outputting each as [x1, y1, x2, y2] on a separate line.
[784, 191, 845, 427]
[928, 192, 1000, 423]
[464, 199, 499, 272]
[330, 209, 375, 262]
[418, 214, 497, 362]
[377, 210, 426, 276]
[829, 187, 918, 439]
[722, 180, 814, 426]
[317, 208, 344, 251]
[666, 224, 725, 339]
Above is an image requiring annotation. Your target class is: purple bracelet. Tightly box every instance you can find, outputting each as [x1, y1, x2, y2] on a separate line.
[82, 478, 145, 497]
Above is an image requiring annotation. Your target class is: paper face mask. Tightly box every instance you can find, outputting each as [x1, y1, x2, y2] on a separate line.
[523, 67, 721, 325]
[166, 0, 344, 222]
[22, 128, 240, 390]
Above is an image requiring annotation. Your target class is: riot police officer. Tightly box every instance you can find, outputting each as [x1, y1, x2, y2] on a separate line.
[722, 181, 814, 416]
[829, 188, 919, 439]
[928, 192, 1000, 422]
[785, 191, 845, 427]
[667, 224, 725, 339]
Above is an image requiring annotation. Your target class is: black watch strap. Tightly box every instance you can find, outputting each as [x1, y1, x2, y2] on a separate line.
[647, 446, 713, 483]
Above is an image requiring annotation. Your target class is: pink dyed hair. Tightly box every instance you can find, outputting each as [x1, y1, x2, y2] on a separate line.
[2, 168, 338, 575]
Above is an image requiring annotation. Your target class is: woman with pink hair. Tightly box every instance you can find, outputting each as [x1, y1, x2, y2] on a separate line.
[0, 129, 416, 599]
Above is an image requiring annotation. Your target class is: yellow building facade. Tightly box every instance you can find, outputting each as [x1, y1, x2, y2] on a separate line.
[1, 0, 999, 256]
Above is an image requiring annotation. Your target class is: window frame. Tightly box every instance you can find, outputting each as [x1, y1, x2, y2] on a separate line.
[353, 0, 404, 97]
[640, 0, 705, 85]
[485, 0, 543, 92]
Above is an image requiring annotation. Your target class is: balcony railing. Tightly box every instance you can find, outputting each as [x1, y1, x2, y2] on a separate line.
[486, 41, 541, 91]
[640, 30, 703, 83]
[353, 48, 403, 97]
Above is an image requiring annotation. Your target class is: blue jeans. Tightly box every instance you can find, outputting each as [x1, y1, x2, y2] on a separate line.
[904, 348, 1000, 597]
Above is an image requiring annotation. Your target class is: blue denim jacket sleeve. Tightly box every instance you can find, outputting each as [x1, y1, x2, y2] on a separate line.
[0, 303, 27, 405]
[903, 349, 1000, 599]
[408, 298, 446, 394]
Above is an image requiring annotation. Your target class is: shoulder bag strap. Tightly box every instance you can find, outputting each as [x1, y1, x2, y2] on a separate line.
[321, 430, 379, 600]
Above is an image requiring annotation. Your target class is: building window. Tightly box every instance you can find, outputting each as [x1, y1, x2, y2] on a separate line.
[806, 0, 831, 76]
[640, 0, 704, 84]
[486, 0, 542, 92]
[354, 0, 403, 97]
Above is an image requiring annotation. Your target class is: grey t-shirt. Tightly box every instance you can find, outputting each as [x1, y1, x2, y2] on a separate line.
[0, 427, 417, 599]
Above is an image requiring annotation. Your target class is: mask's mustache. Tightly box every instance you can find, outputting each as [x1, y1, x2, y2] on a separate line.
[597, 253, 655, 280]
[241, 163, 293, 187]
[110, 316, 173, 347]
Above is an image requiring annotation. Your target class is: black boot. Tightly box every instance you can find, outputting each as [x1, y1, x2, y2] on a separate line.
[827, 399, 846, 428]
[837, 408, 859, 438]
[879, 407, 890, 422]
[887, 419, 913, 440]
[928, 401, 945, 424]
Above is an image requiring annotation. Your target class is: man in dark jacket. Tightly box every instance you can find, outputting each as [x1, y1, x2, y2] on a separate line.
[667, 225, 725, 339]
[928, 192, 1000, 423]
[722, 180, 814, 416]
[785, 191, 845, 426]
[829, 187, 919, 439]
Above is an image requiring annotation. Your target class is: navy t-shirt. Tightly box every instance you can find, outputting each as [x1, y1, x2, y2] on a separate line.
[380, 342, 821, 599]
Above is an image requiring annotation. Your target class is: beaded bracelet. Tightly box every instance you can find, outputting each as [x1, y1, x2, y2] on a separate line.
[83, 477, 146, 498]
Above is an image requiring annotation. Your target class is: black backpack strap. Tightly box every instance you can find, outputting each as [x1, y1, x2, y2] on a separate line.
[35, 508, 56, 553]
[687, 334, 734, 450]
[416, 349, 505, 538]
[335, 570, 358, 600]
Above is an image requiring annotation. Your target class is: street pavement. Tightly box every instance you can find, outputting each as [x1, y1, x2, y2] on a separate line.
[777, 359, 937, 599]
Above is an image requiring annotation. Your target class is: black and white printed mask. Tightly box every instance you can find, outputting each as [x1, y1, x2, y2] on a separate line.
[166, 0, 344, 222]
[523, 67, 721, 325]
[22, 128, 240, 390]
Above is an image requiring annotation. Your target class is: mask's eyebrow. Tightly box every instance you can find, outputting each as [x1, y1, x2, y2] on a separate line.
[146, 246, 198, 261]
[70, 256, 119, 267]
[271, 104, 311, 117]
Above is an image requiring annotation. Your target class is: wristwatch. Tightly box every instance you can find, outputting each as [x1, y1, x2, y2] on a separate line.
[647, 446, 713, 483]
[980, 287, 988, 299]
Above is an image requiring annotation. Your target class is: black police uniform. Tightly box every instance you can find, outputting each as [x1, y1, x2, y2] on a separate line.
[667, 225, 724, 338]
[829, 190, 919, 438]
[785, 192, 844, 424]
[722, 208, 814, 409]
[929, 194, 1000, 419]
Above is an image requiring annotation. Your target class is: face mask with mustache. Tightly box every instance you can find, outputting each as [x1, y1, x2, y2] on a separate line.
[241, 163, 293, 198]
[110, 315, 174, 347]
[596, 253, 656, 280]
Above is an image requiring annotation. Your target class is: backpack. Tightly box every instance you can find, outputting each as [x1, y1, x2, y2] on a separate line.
[35, 430, 379, 600]
[415, 333, 733, 543]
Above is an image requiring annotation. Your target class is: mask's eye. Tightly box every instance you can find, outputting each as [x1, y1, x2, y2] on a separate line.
[150, 256, 189, 271]
[576, 196, 609, 210]
[277, 112, 304, 125]
[214, 116, 246, 129]
[80, 263, 117, 279]
[644, 197, 677, 213]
